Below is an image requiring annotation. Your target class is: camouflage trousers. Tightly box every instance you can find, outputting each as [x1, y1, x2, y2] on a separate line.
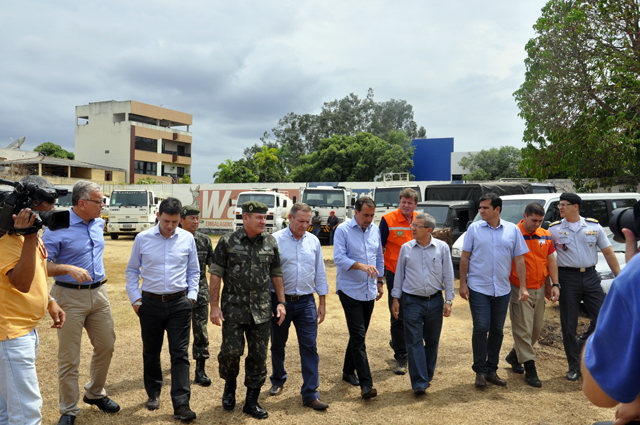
[191, 300, 210, 360]
[218, 320, 270, 389]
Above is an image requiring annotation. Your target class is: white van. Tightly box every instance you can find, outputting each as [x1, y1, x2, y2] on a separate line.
[451, 192, 640, 277]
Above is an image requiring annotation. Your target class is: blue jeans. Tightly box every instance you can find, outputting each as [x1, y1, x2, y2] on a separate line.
[312, 227, 321, 237]
[403, 293, 443, 390]
[468, 288, 510, 374]
[0, 329, 42, 425]
[270, 293, 320, 402]
[329, 229, 335, 245]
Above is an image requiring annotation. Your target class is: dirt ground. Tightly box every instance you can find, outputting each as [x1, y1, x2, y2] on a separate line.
[34, 235, 616, 424]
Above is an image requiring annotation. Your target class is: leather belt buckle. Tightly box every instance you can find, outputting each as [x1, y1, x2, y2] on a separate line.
[161, 294, 171, 302]
[580, 268, 586, 272]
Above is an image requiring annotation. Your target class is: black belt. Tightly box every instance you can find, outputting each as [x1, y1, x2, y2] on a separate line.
[142, 289, 187, 302]
[55, 279, 107, 290]
[284, 293, 313, 302]
[406, 291, 441, 301]
[559, 266, 596, 273]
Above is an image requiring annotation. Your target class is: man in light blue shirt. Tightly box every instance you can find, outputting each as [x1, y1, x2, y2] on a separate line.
[459, 193, 528, 388]
[126, 197, 199, 422]
[391, 213, 454, 395]
[268, 203, 329, 410]
[43, 181, 119, 424]
[333, 196, 384, 400]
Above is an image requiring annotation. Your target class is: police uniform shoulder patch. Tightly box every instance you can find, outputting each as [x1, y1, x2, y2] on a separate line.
[585, 218, 599, 223]
[548, 221, 561, 227]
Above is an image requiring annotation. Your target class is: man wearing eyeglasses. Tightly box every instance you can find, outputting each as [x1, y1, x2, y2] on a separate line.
[43, 181, 119, 425]
[548, 193, 620, 381]
[390, 213, 454, 395]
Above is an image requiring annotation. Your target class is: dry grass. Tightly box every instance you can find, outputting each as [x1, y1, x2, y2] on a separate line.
[34, 236, 616, 424]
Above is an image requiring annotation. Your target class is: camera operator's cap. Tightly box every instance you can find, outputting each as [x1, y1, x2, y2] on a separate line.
[19, 175, 58, 204]
[241, 200, 268, 214]
[330, 210, 335, 214]
[19, 175, 52, 188]
[181, 205, 200, 218]
[560, 193, 582, 206]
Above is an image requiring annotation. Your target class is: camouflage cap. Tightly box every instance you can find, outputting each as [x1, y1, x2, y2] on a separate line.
[181, 205, 200, 218]
[241, 200, 268, 214]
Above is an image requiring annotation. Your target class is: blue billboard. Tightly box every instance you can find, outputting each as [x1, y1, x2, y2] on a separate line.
[411, 138, 454, 181]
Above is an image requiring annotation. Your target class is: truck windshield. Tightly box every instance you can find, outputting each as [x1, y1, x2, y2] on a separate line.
[374, 187, 421, 207]
[415, 205, 449, 227]
[237, 194, 275, 208]
[303, 190, 344, 208]
[472, 199, 545, 225]
[56, 193, 73, 207]
[110, 192, 149, 207]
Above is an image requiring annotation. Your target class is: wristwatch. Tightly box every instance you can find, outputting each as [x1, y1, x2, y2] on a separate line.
[377, 280, 384, 284]
[445, 300, 452, 305]
[551, 283, 561, 289]
[278, 301, 287, 307]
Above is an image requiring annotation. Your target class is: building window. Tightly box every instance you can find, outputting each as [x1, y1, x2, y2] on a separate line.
[135, 136, 158, 153]
[177, 167, 185, 176]
[105, 171, 112, 181]
[134, 161, 157, 176]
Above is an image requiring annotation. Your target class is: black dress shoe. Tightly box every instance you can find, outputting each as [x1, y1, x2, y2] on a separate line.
[475, 373, 487, 387]
[146, 397, 160, 411]
[269, 384, 283, 396]
[566, 370, 581, 381]
[83, 395, 120, 413]
[303, 398, 328, 410]
[486, 372, 507, 386]
[413, 388, 426, 396]
[173, 405, 196, 422]
[342, 373, 360, 386]
[361, 386, 377, 399]
[58, 415, 75, 425]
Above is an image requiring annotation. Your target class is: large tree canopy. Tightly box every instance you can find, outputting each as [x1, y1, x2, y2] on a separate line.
[513, 0, 640, 190]
[212, 158, 259, 183]
[459, 146, 524, 180]
[246, 88, 426, 168]
[33, 142, 74, 159]
[289, 131, 415, 182]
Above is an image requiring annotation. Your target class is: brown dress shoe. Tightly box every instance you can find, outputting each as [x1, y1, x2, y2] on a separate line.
[475, 373, 487, 387]
[303, 399, 328, 410]
[486, 372, 507, 386]
[269, 385, 283, 396]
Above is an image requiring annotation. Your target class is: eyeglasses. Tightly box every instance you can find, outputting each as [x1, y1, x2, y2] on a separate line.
[410, 224, 428, 229]
[83, 199, 105, 205]
[558, 203, 574, 208]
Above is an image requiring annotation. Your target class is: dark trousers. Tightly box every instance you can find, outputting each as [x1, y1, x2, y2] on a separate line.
[339, 290, 375, 388]
[329, 229, 336, 245]
[138, 295, 192, 408]
[468, 288, 510, 374]
[403, 293, 443, 390]
[269, 293, 320, 402]
[385, 270, 407, 359]
[191, 300, 210, 360]
[558, 269, 604, 372]
[218, 319, 270, 389]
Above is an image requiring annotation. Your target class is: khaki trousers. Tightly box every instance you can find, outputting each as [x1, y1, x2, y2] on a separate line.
[509, 285, 545, 363]
[50, 284, 116, 416]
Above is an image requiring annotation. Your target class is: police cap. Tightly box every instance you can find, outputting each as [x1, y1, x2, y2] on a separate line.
[241, 200, 268, 214]
[181, 205, 200, 218]
[559, 193, 582, 206]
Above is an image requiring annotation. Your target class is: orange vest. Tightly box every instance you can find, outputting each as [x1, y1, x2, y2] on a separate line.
[509, 220, 555, 289]
[383, 209, 417, 273]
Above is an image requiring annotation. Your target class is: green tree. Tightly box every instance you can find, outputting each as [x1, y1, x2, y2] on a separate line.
[252, 145, 290, 183]
[33, 142, 75, 159]
[137, 176, 163, 184]
[513, 0, 640, 190]
[178, 174, 192, 184]
[289, 131, 415, 182]
[212, 158, 259, 183]
[458, 146, 524, 181]
[246, 89, 426, 168]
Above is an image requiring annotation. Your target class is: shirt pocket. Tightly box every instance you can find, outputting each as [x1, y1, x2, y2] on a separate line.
[583, 234, 597, 244]
[557, 236, 571, 250]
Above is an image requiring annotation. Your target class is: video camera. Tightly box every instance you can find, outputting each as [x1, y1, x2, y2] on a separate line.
[0, 178, 70, 237]
[609, 201, 640, 243]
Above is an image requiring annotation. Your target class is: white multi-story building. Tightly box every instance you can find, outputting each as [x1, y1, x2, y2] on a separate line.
[75, 100, 192, 184]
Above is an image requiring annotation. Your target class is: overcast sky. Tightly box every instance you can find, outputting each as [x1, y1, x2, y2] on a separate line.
[0, 0, 548, 183]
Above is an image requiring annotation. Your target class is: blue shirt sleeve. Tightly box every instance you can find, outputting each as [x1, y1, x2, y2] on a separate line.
[314, 237, 329, 296]
[513, 227, 529, 257]
[375, 226, 384, 278]
[125, 235, 143, 304]
[333, 224, 356, 271]
[185, 236, 200, 300]
[391, 243, 407, 299]
[462, 224, 475, 252]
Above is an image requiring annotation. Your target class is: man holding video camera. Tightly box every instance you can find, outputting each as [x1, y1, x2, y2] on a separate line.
[0, 176, 66, 425]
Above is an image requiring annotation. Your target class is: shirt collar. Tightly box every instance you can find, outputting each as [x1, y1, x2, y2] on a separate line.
[410, 237, 435, 249]
[69, 208, 84, 225]
[480, 218, 504, 229]
[284, 225, 305, 241]
[153, 223, 179, 239]
[349, 216, 371, 232]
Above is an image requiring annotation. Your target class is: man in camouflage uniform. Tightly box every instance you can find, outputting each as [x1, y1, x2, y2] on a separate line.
[180, 205, 214, 387]
[210, 200, 286, 419]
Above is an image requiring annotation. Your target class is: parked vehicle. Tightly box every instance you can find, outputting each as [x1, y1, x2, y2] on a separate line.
[107, 189, 166, 239]
[231, 190, 292, 234]
[373, 185, 422, 226]
[296, 185, 355, 242]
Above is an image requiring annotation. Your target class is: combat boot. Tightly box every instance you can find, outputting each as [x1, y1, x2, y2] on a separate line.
[505, 349, 524, 374]
[243, 387, 268, 419]
[524, 360, 542, 388]
[222, 380, 236, 411]
[194, 359, 211, 387]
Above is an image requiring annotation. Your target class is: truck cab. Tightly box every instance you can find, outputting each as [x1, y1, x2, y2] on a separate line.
[373, 185, 422, 226]
[298, 186, 354, 242]
[107, 190, 162, 239]
[231, 190, 292, 234]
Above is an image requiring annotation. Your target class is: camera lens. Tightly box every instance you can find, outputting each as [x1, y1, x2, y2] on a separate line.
[610, 206, 640, 243]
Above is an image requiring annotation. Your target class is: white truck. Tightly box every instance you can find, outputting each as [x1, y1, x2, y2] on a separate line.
[107, 189, 165, 239]
[373, 184, 422, 226]
[231, 190, 293, 234]
[296, 185, 355, 241]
